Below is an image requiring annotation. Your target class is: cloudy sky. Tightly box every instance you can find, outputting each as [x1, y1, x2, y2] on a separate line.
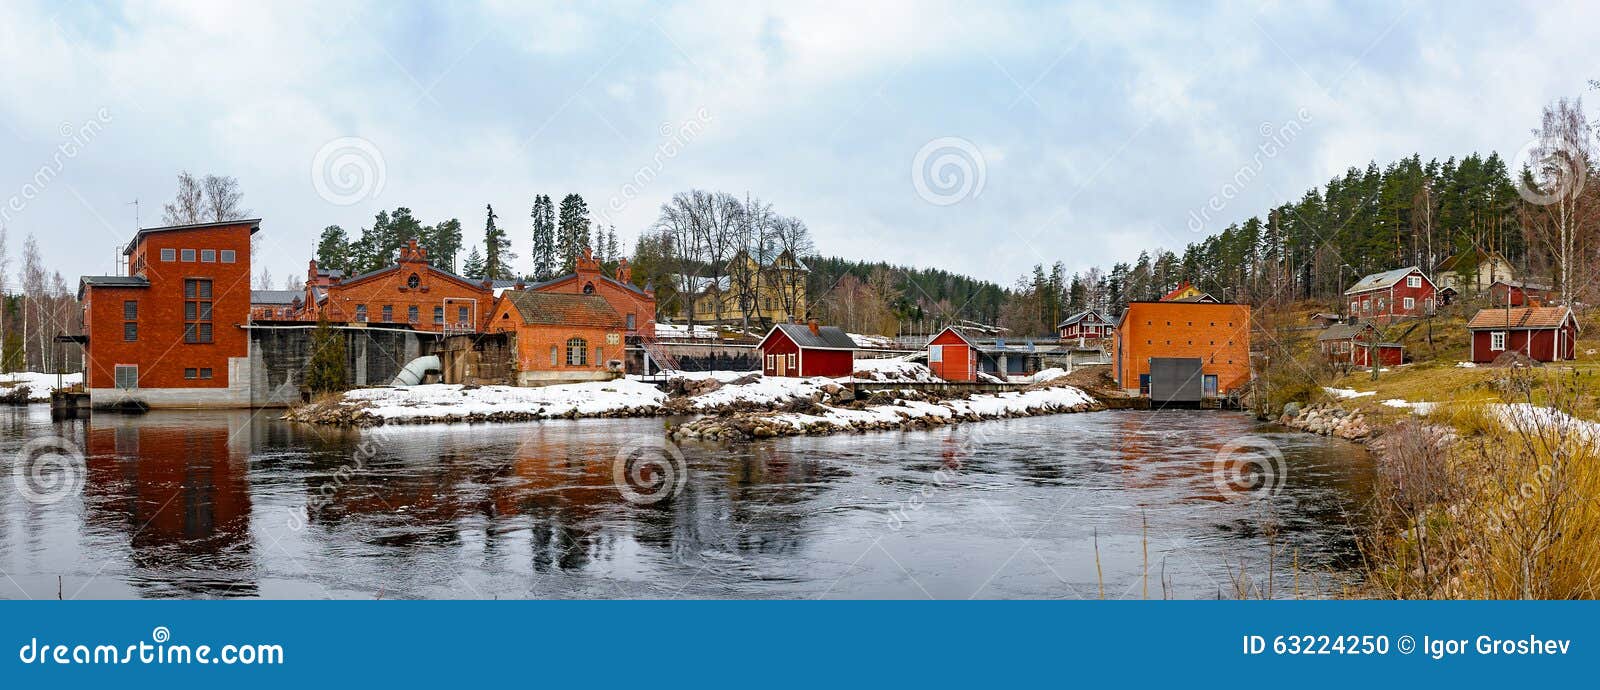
[1, 0, 1595, 290]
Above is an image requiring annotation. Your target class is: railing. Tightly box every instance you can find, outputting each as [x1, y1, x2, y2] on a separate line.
[631, 330, 682, 374]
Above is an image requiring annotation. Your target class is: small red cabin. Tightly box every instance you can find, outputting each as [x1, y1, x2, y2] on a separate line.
[1316, 323, 1403, 368]
[1344, 266, 1436, 324]
[1467, 306, 1580, 363]
[927, 326, 980, 382]
[759, 321, 857, 377]
[1487, 280, 1558, 308]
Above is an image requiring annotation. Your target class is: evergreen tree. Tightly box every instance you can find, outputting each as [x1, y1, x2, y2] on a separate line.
[461, 246, 486, 279]
[423, 218, 463, 271]
[557, 193, 590, 272]
[603, 226, 620, 266]
[482, 204, 516, 279]
[315, 225, 351, 274]
[305, 317, 348, 395]
[530, 194, 556, 279]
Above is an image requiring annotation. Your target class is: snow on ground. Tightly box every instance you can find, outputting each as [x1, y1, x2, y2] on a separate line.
[1019, 368, 1067, 384]
[0, 372, 82, 401]
[654, 323, 724, 339]
[766, 385, 1098, 430]
[628, 370, 755, 382]
[848, 332, 899, 349]
[850, 357, 941, 383]
[688, 376, 832, 409]
[1456, 362, 1477, 368]
[1323, 387, 1375, 399]
[1381, 398, 1439, 414]
[346, 380, 669, 421]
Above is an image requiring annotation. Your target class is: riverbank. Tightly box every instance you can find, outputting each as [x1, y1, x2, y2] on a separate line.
[0, 372, 84, 403]
[284, 359, 1104, 435]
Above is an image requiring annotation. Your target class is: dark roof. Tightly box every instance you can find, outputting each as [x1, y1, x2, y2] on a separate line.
[122, 218, 261, 255]
[501, 291, 625, 328]
[1056, 309, 1108, 328]
[766, 323, 857, 350]
[1491, 278, 1555, 292]
[316, 268, 345, 279]
[1436, 249, 1508, 273]
[1467, 306, 1578, 331]
[77, 275, 149, 300]
[1317, 323, 1365, 341]
[251, 289, 302, 305]
[340, 261, 486, 290]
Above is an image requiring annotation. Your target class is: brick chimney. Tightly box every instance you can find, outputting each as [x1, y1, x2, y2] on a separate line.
[808, 317, 820, 337]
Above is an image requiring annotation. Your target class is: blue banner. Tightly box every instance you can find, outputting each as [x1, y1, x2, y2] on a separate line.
[1, 602, 1592, 687]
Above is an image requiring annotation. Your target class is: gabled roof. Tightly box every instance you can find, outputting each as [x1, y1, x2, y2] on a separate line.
[500, 291, 625, 328]
[1317, 323, 1368, 342]
[1344, 266, 1430, 295]
[1436, 249, 1509, 274]
[339, 261, 486, 292]
[122, 218, 261, 255]
[933, 325, 983, 348]
[760, 323, 857, 350]
[1466, 306, 1579, 331]
[1056, 309, 1108, 328]
[251, 289, 302, 305]
[1491, 278, 1556, 292]
[1168, 293, 1219, 303]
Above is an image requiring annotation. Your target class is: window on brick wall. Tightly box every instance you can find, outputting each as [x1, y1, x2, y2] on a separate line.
[407, 305, 419, 323]
[566, 337, 588, 366]
[457, 306, 469, 324]
[433, 306, 444, 324]
[185, 368, 197, 380]
[123, 301, 138, 342]
[160, 248, 176, 262]
[114, 365, 138, 389]
[550, 345, 558, 366]
[184, 279, 213, 343]
[181, 249, 196, 262]
[220, 249, 235, 263]
[355, 305, 367, 322]
[382, 305, 393, 322]
[201, 249, 216, 263]
[200, 368, 213, 379]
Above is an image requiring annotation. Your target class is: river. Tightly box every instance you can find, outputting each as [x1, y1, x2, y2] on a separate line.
[0, 406, 1373, 599]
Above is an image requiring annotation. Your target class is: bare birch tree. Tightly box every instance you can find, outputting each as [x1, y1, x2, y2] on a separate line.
[1519, 97, 1597, 306]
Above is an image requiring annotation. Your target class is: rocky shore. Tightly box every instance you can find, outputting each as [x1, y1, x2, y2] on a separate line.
[1277, 401, 1374, 441]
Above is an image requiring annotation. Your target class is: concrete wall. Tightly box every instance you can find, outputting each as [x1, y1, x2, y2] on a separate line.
[247, 326, 432, 406]
[89, 356, 252, 409]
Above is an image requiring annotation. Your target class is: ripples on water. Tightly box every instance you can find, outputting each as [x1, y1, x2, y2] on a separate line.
[0, 406, 1373, 599]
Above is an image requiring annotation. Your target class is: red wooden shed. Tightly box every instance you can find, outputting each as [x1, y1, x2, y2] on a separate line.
[1467, 306, 1580, 363]
[927, 326, 980, 382]
[758, 320, 857, 377]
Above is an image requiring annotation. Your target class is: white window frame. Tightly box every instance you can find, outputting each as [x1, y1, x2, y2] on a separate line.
[1403, 297, 1414, 310]
[766, 354, 775, 370]
[1490, 331, 1507, 351]
[160, 248, 176, 262]
[114, 364, 138, 390]
[787, 353, 796, 370]
[220, 249, 236, 263]
[929, 344, 943, 363]
[1407, 275, 1421, 288]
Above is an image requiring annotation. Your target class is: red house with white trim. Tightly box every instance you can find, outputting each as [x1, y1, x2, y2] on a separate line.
[927, 326, 980, 382]
[1344, 266, 1436, 324]
[1467, 306, 1580, 363]
[1056, 310, 1113, 340]
[759, 320, 856, 377]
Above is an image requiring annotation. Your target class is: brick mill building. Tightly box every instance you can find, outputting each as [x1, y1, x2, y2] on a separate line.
[1466, 306, 1580, 363]
[486, 290, 630, 385]
[301, 239, 493, 332]
[77, 219, 260, 408]
[759, 320, 857, 377]
[1344, 266, 1436, 324]
[1110, 300, 1251, 403]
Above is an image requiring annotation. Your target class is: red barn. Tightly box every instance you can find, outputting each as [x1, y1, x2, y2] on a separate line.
[1344, 266, 1436, 324]
[759, 320, 856, 377]
[1487, 279, 1558, 308]
[1467, 306, 1580, 363]
[927, 326, 980, 382]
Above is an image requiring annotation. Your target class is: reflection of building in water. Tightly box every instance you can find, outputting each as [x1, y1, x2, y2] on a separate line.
[81, 412, 256, 596]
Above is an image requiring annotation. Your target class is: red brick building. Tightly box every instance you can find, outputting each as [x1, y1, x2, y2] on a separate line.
[1467, 306, 1580, 363]
[759, 321, 856, 377]
[487, 289, 628, 385]
[77, 219, 258, 408]
[1111, 301, 1251, 401]
[927, 326, 979, 382]
[526, 248, 655, 337]
[305, 239, 492, 332]
[1344, 266, 1436, 323]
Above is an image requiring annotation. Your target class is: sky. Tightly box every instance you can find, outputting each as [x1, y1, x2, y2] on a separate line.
[1, 0, 1597, 292]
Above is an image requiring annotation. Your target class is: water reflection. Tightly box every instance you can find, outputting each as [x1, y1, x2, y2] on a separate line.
[0, 406, 1374, 599]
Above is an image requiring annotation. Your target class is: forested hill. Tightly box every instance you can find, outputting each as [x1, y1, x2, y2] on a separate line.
[805, 256, 1008, 333]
